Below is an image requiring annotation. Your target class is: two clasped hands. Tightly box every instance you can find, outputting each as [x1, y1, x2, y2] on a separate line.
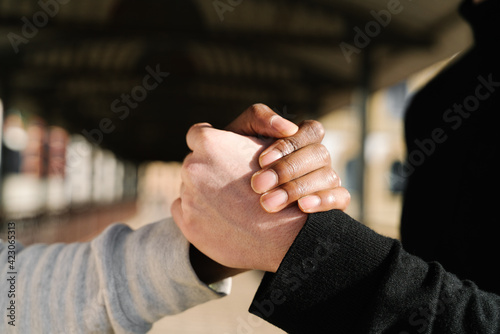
[4, 103, 496, 333]
[171, 103, 350, 281]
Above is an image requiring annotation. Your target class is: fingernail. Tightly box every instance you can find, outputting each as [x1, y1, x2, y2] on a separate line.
[260, 149, 282, 167]
[298, 195, 322, 212]
[270, 115, 298, 136]
[261, 189, 288, 212]
[252, 170, 278, 194]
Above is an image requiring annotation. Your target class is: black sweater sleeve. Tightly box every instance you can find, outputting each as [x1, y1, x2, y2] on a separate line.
[249, 210, 500, 333]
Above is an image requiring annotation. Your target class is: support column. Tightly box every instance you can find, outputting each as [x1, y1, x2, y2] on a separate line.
[355, 48, 372, 223]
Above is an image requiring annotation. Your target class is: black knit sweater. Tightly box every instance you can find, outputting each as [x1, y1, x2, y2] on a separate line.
[251, 210, 500, 333]
[401, 0, 500, 295]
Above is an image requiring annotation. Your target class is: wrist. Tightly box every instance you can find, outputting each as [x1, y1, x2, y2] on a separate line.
[189, 244, 246, 284]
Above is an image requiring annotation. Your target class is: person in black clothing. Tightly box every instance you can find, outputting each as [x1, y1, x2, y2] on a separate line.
[251, 210, 500, 334]
[401, 0, 500, 295]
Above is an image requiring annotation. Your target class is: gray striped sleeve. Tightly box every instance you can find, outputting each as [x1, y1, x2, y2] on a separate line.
[1, 218, 231, 333]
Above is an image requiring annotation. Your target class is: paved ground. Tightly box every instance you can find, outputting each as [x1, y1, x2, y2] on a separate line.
[148, 270, 285, 334]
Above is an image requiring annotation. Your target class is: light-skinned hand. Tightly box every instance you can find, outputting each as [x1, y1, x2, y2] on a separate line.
[171, 124, 307, 272]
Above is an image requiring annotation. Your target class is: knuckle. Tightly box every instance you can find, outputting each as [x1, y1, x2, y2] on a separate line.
[326, 191, 336, 204]
[272, 156, 299, 182]
[197, 126, 211, 140]
[187, 122, 201, 133]
[199, 131, 218, 152]
[314, 144, 331, 164]
[324, 167, 340, 187]
[269, 138, 293, 158]
[282, 178, 308, 200]
[188, 122, 209, 134]
[281, 137, 301, 155]
[322, 191, 336, 207]
[181, 157, 201, 184]
[302, 120, 325, 142]
[249, 103, 270, 118]
[183, 151, 194, 163]
[310, 120, 325, 139]
[293, 180, 309, 198]
[182, 153, 195, 168]
[183, 160, 195, 176]
[187, 123, 213, 150]
[180, 195, 197, 226]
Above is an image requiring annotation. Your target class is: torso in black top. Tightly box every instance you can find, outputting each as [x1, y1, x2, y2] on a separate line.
[401, 0, 500, 295]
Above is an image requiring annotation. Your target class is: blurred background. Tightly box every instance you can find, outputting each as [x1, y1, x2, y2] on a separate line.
[0, 0, 472, 333]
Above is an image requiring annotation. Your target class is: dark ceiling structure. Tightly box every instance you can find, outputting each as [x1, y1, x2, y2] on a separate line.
[0, 0, 471, 163]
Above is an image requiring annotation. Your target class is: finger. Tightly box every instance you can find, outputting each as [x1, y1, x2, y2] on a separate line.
[179, 152, 196, 188]
[298, 188, 351, 213]
[259, 120, 325, 168]
[225, 103, 298, 138]
[260, 166, 339, 213]
[171, 198, 185, 228]
[251, 143, 330, 194]
[186, 122, 214, 152]
[182, 152, 194, 164]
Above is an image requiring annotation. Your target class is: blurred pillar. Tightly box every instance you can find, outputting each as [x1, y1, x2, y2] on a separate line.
[355, 48, 372, 223]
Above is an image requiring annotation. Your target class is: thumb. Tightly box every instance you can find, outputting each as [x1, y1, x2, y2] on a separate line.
[225, 104, 298, 138]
